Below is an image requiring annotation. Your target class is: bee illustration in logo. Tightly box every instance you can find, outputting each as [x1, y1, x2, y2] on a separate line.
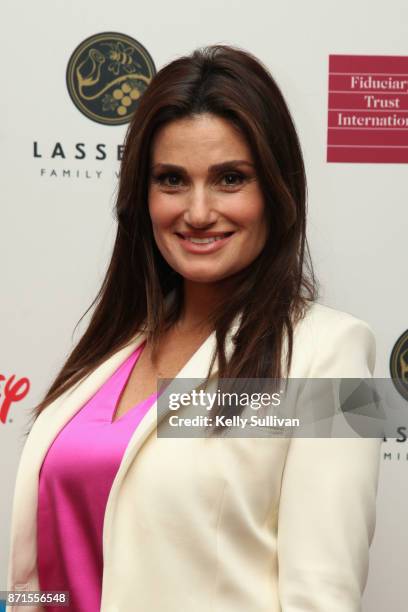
[102, 41, 142, 75]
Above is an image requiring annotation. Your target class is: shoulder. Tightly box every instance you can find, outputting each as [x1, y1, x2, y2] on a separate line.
[300, 299, 371, 327]
[289, 300, 376, 377]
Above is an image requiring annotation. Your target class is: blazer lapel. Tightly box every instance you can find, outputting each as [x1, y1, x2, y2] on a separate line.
[101, 314, 241, 559]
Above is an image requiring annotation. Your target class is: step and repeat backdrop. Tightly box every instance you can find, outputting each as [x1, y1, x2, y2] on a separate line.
[1, 1, 407, 610]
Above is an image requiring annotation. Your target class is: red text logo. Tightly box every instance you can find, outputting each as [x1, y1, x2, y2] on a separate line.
[0, 374, 30, 424]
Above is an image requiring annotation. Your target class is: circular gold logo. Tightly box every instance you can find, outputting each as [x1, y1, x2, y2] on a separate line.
[66, 32, 156, 125]
[390, 329, 408, 401]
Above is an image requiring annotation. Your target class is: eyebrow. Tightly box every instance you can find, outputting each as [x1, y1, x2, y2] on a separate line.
[150, 160, 255, 172]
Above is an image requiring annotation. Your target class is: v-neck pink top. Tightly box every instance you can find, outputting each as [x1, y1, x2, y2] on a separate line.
[37, 341, 156, 611]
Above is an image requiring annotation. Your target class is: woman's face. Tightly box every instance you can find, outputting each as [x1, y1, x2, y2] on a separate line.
[148, 113, 268, 284]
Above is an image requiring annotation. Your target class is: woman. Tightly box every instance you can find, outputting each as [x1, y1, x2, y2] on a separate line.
[7, 44, 381, 611]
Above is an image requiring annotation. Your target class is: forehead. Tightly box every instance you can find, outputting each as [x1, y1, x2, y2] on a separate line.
[150, 113, 253, 166]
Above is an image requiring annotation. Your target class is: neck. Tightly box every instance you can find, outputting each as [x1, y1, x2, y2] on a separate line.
[176, 279, 232, 333]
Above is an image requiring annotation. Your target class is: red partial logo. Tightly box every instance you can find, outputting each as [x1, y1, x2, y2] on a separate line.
[0, 374, 30, 424]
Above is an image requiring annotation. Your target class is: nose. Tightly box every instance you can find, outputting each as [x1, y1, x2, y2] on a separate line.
[183, 186, 217, 228]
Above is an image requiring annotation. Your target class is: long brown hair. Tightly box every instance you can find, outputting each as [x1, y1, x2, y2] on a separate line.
[28, 43, 318, 433]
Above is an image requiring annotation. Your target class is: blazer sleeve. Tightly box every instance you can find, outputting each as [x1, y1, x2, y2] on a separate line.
[277, 316, 382, 612]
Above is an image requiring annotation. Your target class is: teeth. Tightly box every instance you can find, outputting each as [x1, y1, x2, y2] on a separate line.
[187, 236, 224, 244]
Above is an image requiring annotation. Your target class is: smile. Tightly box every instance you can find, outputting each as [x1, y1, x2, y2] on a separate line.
[175, 231, 235, 254]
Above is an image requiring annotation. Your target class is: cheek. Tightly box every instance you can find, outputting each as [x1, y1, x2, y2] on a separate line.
[148, 192, 163, 225]
[242, 198, 268, 253]
[233, 192, 266, 232]
[149, 194, 170, 230]
[148, 192, 182, 229]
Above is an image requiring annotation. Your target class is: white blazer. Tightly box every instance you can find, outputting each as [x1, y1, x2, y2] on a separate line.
[7, 300, 382, 612]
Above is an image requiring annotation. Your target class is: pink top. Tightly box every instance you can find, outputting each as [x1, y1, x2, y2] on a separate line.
[37, 341, 156, 611]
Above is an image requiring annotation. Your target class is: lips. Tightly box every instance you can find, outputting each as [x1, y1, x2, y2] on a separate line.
[176, 231, 234, 243]
[175, 230, 235, 253]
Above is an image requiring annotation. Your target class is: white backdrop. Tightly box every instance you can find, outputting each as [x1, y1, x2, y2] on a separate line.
[1, 1, 407, 610]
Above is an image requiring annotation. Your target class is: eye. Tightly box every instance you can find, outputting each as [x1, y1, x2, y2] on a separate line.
[220, 172, 246, 187]
[153, 172, 184, 188]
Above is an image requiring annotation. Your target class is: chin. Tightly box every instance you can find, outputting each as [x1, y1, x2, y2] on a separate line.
[178, 267, 238, 284]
